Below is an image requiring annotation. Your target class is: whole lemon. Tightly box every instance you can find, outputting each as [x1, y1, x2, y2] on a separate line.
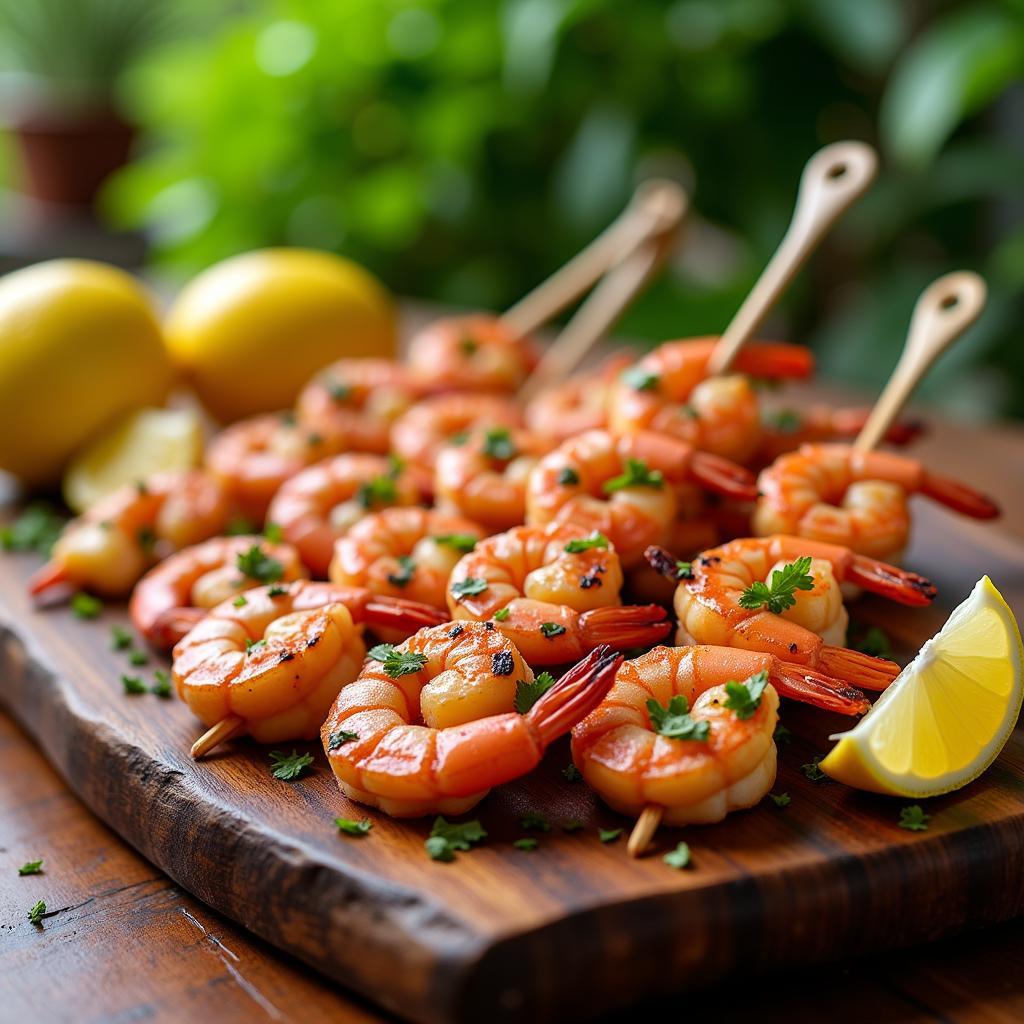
[164, 248, 397, 423]
[0, 260, 173, 487]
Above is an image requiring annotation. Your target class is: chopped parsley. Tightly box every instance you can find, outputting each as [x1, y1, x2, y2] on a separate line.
[557, 467, 580, 486]
[621, 365, 660, 392]
[663, 842, 693, 869]
[232, 595, 248, 608]
[722, 670, 768, 720]
[121, 675, 147, 695]
[327, 729, 359, 750]
[110, 625, 134, 651]
[225, 517, 256, 536]
[563, 763, 583, 783]
[560, 819, 584, 832]
[357, 475, 398, 509]
[675, 561, 693, 580]
[425, 816, 487, 862]
[70, 592, 103, 619]
[269, 750, 314, 781]
[765, 408, 803, 433]
[493, 607, 511, 622]
[603, 458, 663, 494]
[514, 672, 556, 714]
[647, 695, 710, 741]
[386, 555, 416, 588]
[245, 638, 267, 654]
[854, 625, 893, 659]
[802, 757, 827, 782]
[899, 805, 930, 832]
[482, 427, 516, 461]
[381, 649, 428, 678]
[520, 813, 551, 833]
[539, 622, 566, 639]
[599, 828, 623, 844]
[326, 379, 353, 402]
[335, 817, 372, 837]
[513, 838, 539, 852]
[773, 723, 793, 745]
[564, 531, 609, 554]
[27, 900, 46, 926]
[432, 533, 478, 554]
[739, 556, 814, 615]
[236, 545, 284, 585]
[128, 649, 149, 667]
[151, 670, 172, 698]
[18, 860, 43, 876]
[0, 503, 65, 555]
[264, 522, 284, 543]
[451, 577, 488, 599]
[769, 792, 792, 808]
[267, 583, 288, 598]
[367, 643, 394, 662]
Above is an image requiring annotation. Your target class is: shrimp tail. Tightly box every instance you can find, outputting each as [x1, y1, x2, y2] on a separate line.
[689, 451, 758, 501]
[846, 555, 937, 607]
[817, 645, 901, 692]
[363, 596, 447, 633]
[150, 607, 206, 648]
[529, 646, 624, 747]
[578, 605, 672, 652]
[644, 544, 684, 580]
[27, 561, 72, 602]
[920, 471, 1000, 519]
[771, 661, 872, 716]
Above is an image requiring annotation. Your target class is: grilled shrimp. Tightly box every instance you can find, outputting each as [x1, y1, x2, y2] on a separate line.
[446, 524, 670, 664]
[173, 580, 446, 747]
[572, 646, 787, 824]
[390, 392, 522, 475]
[266, 453, 424, 576]
[524, 352, 634, 444]
[434, 425, 548, 532]
[406, 313, 539, 394]
[753, 443, 999, 560]
[647, 534, 937, 714]
[608, 338, 813, 464]
[296, 358, 419, 454]
[29, 470, 230, 600]
[205, 412, 339, 521]
[322, 624, 621, 817]
[130, 535, 308, 649]
[525, 429, 757, 568]
[330, 506, 485, 611]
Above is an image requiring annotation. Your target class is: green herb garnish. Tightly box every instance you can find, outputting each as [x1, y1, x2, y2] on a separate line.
[110, 625, 134, 651]
[802, 757, 827, 782]
[264, 522, 284, 543]
[381, 650, 428, 678]
[621, 365, 660, 391]
[513, 838, 538, 852]
[335, 817, 372, 837]
[564, 531, 609, 554]
[899, 805, 930, 831]
[514, 671, 556, 714]
[18, 860, 43, 876]
[770, 792, 791, 808]
[128, 649, 149, 667]
[855, 626, 893, 659]
[236, 545, 284, 584]
[603, 458, 663, 494]
[493, 607, 511, 622]
[367, 643, 394, 663]
[327, 729, 359, 750]
[663, 842, 693, 869]
[232, 595, 248, 608]
[70, 592, 103, 619]
[451, 577, 488, 599]
[269, 750, 314, 781]
[357, 475, 398, 509]
[151, 670, 172, 698]
[27, 900, 46, 926]
[121, 675, 147, 695]
[386, 555, 416, 588]
[0, 503, 65, 555]
[432, 533, 478, 554]
[722, 670, 768, 720]
[539, 622, 566, 639]
[482, 427, 516, 461]
[599, 828, 623, 844]
[647, 695, 710, 741]
[739, 556, 814, 614]
[425, 816, 487, 862]
[563, 763, 583, 783]
[520, 813, 551, 833]
[557, 467, 580, 486]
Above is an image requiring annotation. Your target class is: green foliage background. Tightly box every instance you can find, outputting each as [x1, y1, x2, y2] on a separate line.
[94, 1, 1024, 417]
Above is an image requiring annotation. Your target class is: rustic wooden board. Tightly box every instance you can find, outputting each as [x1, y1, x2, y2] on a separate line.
[2, 502, 1024, 1024]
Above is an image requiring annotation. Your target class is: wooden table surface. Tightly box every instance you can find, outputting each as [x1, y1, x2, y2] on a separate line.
[3, 389, 1024, 1024]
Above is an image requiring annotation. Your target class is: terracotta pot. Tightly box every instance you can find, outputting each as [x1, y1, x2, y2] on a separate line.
[13, 107, 135, 208]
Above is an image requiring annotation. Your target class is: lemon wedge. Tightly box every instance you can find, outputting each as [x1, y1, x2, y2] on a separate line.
[820, 576, 1022, 796]
[63, 406, 204, 513]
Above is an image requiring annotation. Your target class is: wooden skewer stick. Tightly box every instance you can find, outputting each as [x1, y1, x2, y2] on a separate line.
[190, 714, 245, 759]
[706, 140, 878, 377]
[518, 180, 687, 404]
[501, 178, 687, 342]
[627, 805, 664, 858]
[854, 271, 987, 453]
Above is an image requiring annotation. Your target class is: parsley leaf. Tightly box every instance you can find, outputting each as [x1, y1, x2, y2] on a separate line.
[513, 838, 539, 852]
[514, 672, 556, 714]
[0, 503, 65, 555]
[128, 649, 149, 667]
[739, 556, 814, 614]
[557, 467, 580, 486]
[773, 723, 793, 745]
[386, 555, 416, 588]
[770, 792, 791, 808]
[70, 592, 103, 619]
[520, 813, 551, 833]
[493, 607, 511, 621]
[357, 475, 398, 509]
[765, 408, 803, 433]
[603, 458, 664, 494]
[432, 533, 478, 554]
[539, 622, 566, 639]
[264, 522, 284, 543]
[233, 595, 248, 608]
[425, 817, 487, 862]
[899, 805, 930, 831]
[560, 819, 584, 832]
[722, 670, 768, 720]
[802, 757, 827, 782]
[269, 750, 314, 781]
[327, 728, 359, 750]
[451, 577, 488, 599]
[335, 817, 372, 837]
[564, 531, 609, 554]
[482, 427, 516, 460]
[225, 517, 256, 536]
[646, 695, 710, 741]
[675, 561, 693, 580]
[621, 365, 660, 391]
[381, 650, 428, 678]
[855, 625, 893, 659]
[151, 670, 172, 698]
[236, 545, 284, 584]
[121, 674, 147, 695]
[27, 899, 46, 926]
[563, 763, 583, 783]
[110, 625, 134, 651]
[326, 378, 352, 403]
[18, 860, 43, 876]
[599, 828, 623, 844]
[367, 643, 394, 663]
[245, 637, 267, 654]
[663, 842, 693, 869]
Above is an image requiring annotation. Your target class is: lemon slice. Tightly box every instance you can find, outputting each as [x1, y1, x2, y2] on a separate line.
[63, 406, 204, 513]
[820, 576, 1022, 796]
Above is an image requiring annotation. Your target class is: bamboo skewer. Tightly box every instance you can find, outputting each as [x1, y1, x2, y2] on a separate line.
[706, 140, 878, 377]
[854, 271, 987, 453]
[190, 714, 245, 759]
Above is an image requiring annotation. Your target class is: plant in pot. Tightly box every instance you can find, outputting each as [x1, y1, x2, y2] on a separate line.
[0, 0, 171, 207]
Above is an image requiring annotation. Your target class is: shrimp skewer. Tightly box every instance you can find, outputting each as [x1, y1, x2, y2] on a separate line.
[130, 535, 308, 649]
[322, 624, 622, 817]
[330, 506, 485, 611]
[29, 470, 230, 601]
[447, 524, 670, 664]
[174, 580, 446, 757]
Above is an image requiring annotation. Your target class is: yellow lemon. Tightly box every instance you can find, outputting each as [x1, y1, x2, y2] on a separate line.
[164, 248, 396, 423]
[821, 576, 1022, 796]
[63, 406, 205, 513]
[0, 259, 173, 487]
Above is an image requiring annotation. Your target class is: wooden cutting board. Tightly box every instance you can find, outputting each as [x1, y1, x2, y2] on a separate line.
[2, 502, 1023, 1024]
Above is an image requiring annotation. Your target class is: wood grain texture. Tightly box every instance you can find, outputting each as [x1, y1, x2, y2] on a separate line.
[2, 497, 1023, 1024]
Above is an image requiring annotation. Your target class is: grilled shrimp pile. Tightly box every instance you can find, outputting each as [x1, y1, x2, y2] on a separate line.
[28, 319, 1000, 839]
